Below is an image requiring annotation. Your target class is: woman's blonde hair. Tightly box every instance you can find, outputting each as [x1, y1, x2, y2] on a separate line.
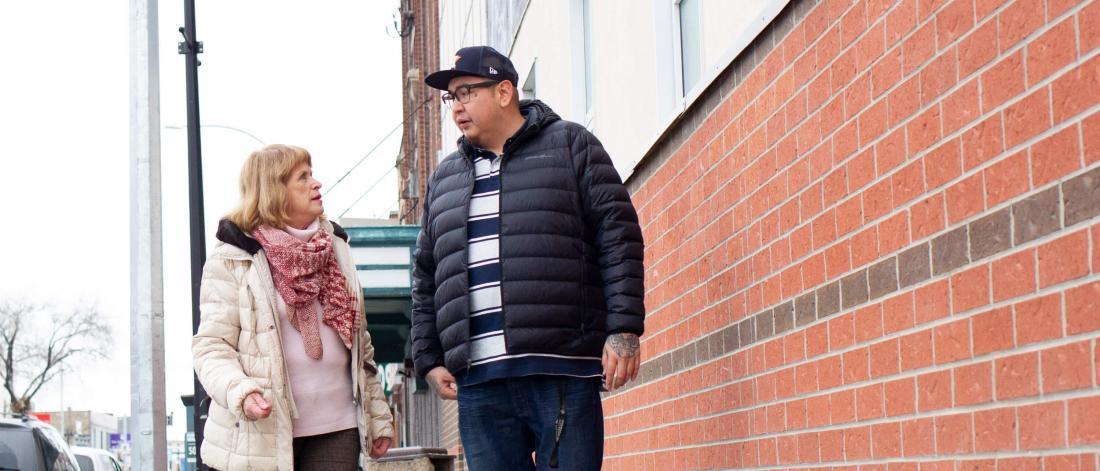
[225, 144, 315, 232]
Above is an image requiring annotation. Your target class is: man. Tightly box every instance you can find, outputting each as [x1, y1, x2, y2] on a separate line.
[411, 45, 644, 470]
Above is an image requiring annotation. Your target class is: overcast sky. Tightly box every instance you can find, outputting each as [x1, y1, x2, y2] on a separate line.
[0, 0, 403, 442]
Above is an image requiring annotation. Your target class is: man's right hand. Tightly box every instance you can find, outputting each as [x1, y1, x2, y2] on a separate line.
[426, 366, 458, 400]
[242, 391, 272, 420]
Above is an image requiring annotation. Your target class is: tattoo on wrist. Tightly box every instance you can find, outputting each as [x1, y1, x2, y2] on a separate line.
[607, 333, 640, 357]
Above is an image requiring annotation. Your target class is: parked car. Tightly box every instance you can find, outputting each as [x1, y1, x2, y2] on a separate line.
[70, 447, 121, 471]
[0, 415, 80, 471]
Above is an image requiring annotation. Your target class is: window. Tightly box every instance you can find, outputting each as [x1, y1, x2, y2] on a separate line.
[404, 147, 419, 199]
[656, 0, 791, 125]
[582, 0, 593, 114]
[677, 0, 702, 96]
[35, 426, 79, 471]
[569, 0, 595, 125]
[0, 428, 37, 470]
[76, 455, 94, 471]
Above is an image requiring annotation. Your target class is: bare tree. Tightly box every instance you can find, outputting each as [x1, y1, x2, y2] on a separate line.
[0, 299, 112, 414]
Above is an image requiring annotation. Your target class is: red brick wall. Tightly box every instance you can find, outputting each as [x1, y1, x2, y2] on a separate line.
[614, 0, 1100, 468]
[398, 0, 442, 225]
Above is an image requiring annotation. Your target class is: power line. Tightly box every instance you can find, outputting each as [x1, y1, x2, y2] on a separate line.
[324, 96, 434, 197]
[337, 164, 397, 219]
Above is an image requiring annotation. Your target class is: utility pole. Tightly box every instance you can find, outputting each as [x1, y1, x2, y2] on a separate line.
[130, 0, 168, 468]
[178, 0, 209, 468]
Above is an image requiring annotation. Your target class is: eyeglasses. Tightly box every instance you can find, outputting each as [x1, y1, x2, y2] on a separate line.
[441, 80, 499, 106]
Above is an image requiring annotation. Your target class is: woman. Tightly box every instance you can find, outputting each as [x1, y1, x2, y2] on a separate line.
[193, 144, 393, 470]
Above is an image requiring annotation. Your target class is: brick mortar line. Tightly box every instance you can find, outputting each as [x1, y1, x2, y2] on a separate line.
[633, 0, 1001, 221]
[635, 26, 1100, 397]
[637, 0, 1029, 238]
[636, 243, 1099, 398]
[641, 6, 1100, 315]
[609, 269, 1100, 421]
[640, 71, 1076, 334]
[637, 191, 1100, 381]
[632, 3, 813, 219]
[636, 0, 904, 222]
[639, 0, 1092, 232]
[605, 448, 1100, 469]
[641, 0, 1096, 285]
[603, 385, 1100, 448]
[634, 0, 829, 217]
[606, 323, 1100, 434]
[641, 134, 1100, 360]
[639, 77, 1100, 351]
[607, 448, 1100, 467]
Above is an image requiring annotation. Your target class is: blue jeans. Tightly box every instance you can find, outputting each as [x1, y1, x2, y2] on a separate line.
[458, 375, 604, 470]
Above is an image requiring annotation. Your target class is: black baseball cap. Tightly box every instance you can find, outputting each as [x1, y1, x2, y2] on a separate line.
[424, 46, 519, 91]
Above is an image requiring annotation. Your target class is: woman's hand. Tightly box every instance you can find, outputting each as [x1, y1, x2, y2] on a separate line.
[369, 437, 391, 458]
[242, 392, 272, 420]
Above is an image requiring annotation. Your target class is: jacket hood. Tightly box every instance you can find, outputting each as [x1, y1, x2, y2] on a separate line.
[215, 218, 349, 255]
[458, 99, 561, 157]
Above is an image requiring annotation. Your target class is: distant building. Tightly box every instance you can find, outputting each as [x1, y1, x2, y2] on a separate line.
[113, 415, 131, 469]
[36, 409, 118, 450]
[397, 0, 443, 225]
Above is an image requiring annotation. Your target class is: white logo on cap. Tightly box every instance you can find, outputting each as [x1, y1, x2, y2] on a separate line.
[488, 67, 498, 75]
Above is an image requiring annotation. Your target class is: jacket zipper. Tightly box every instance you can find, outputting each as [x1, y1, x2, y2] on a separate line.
[462, 156, 475, 373]
[460, 131, 528, 371]
[578, 164, 588, 338]
[251, 254, 299, 419]
[496, 153, 507, 355]
[580, 243, 587, 337]
[346, 239, 363, 407]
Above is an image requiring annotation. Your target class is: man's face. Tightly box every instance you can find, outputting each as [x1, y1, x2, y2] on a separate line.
[446, 75, 502, 145]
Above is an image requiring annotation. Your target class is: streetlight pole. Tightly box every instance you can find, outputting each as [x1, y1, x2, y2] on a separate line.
[130, 0, 168, 467]
[177, 0, 208, 468]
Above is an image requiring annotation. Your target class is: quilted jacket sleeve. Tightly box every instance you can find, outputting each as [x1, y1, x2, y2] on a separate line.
[192, 257, 263, 420]
[573, 128, 646, 337]
[410, 180, 446, 378]
[358, 329, 396, 442]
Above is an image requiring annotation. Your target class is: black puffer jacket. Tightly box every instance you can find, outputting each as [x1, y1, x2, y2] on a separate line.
[411, 100, 645, 377]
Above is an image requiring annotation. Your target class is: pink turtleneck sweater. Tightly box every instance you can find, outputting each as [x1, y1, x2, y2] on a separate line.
[277, 220, 358, 437]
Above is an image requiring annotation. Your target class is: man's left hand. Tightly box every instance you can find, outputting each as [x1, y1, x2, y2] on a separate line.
[602, 333, 641, 392]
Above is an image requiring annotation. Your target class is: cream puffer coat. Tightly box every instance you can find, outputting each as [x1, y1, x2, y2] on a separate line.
[193, 219, 394, 470]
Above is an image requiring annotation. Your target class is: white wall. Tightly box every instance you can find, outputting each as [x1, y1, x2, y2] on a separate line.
[438, 0, 489, 158]
[351, 246, 410, 265]
[507, 2, 578, 121]
[499, 0, 663, 172]
[436, 0, 789, 177]
[586, 0, 660, 172]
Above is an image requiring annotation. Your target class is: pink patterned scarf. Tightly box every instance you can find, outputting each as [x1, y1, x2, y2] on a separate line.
[253, 224, 359, 359]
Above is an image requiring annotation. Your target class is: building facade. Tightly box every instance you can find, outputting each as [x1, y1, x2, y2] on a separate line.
[433, 0, 1100, 468]
[397, 0, 444, 225]
[39, 409, 119, 450]
[621, 0, 1100, 468]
